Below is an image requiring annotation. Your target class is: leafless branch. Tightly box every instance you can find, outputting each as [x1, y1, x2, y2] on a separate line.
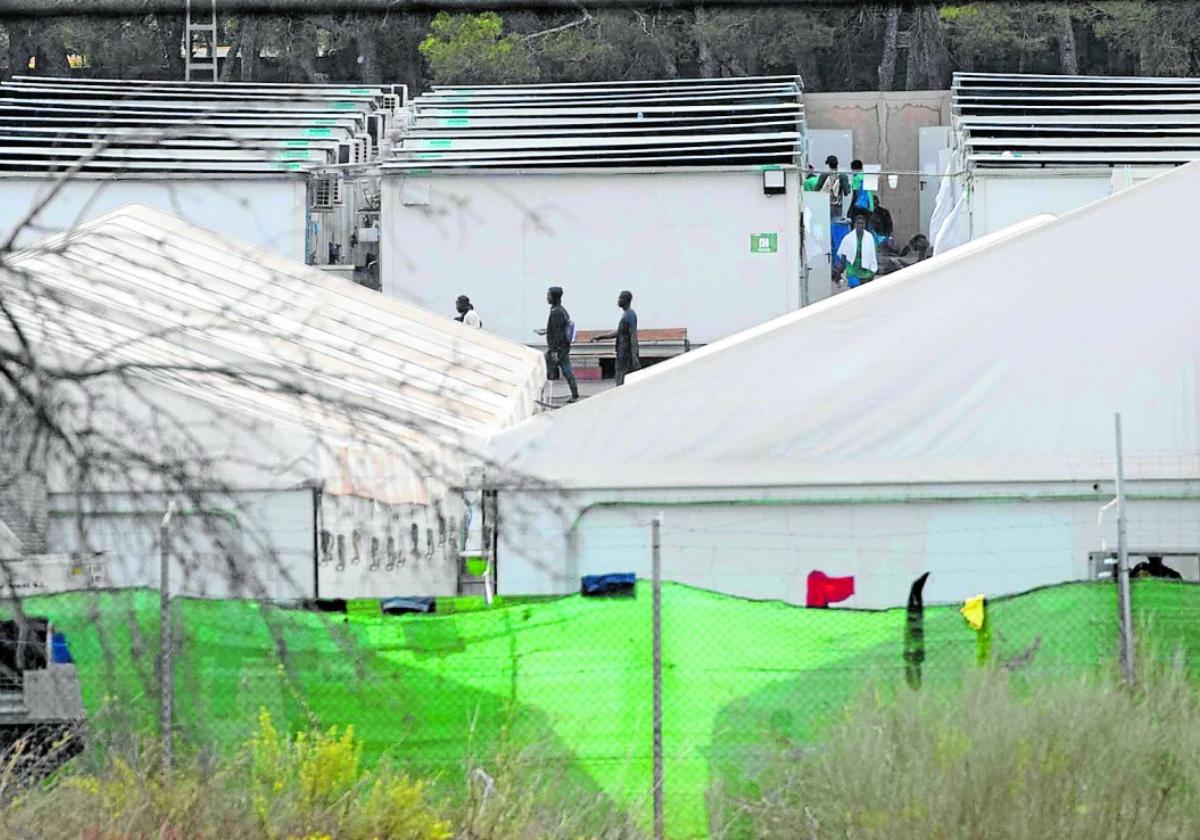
[521, 9, 594, 40]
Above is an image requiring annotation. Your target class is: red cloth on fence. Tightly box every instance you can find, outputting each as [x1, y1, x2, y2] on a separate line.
[806, 570, 855, 608]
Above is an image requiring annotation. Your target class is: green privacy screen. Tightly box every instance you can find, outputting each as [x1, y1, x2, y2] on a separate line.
[21, 581, 1200, 839]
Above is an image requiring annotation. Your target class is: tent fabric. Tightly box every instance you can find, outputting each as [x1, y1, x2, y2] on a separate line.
[490, 161, 1200, 489]
[1, 204, 545, 502]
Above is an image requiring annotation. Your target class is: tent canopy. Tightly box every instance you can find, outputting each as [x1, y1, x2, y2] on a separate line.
[490, 161, 1200, 490]
[2, 204, 544, 502]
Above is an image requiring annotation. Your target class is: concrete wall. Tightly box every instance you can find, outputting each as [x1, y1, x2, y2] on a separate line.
[382, 168, 802, 345]
[806, 90, 952, 242]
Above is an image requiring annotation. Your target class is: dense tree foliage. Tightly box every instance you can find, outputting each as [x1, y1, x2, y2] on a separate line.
[2, 2, 1199, 90]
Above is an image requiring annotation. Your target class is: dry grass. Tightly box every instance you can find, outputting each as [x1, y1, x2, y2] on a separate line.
[715, 658, 1200, 839]
[0, 712, 643, 840]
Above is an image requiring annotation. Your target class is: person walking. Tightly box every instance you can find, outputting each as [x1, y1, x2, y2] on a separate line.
[534, 286, 579, 403]
[590, 290, 641, 386]
[454, 295, 482, 328]
[835, 214, 878, 288]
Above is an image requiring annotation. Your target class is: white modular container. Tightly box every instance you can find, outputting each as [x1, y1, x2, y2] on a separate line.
[381, 167, 803, 345]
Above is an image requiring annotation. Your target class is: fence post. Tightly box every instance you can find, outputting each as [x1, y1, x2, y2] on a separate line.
[1114, 414, 1136, 686]
[159, 500, 177, 773]
[651, 513, 664, 840]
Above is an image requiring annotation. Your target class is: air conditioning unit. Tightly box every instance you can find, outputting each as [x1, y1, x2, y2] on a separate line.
[311, 176, 343, 210]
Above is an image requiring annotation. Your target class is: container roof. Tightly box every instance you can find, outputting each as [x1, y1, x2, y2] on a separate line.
[1, 204, 545, 500]
[954, 71, 1200, 169]
[0, 76, 400, 175]
[389, 75, 804, 171]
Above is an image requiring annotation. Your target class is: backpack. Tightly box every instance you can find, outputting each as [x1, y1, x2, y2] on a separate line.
[565, 319, 577, 345]
[825, 173, 846, 202]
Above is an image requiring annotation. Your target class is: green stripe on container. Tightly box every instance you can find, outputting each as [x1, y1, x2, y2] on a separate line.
[305, 127, 333, 137]
[450, 108, 469, 115]
[333, 101, 356, 110]
[285, 140, 309, 147]
[445, 118, 469, 127]
[348, 88, 371, 95]
[426, 139, 452, 149]
[416, 153, 444, 159]
[315, 119, 337, 126]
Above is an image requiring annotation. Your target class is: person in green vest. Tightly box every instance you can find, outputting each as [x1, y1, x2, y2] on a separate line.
[835, 214, 878, 289]
[849, 158, 876, 223]
[803, 164, 821, 191]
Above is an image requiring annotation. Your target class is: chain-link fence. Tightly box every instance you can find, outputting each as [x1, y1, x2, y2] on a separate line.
[5, 558, 1196, 838]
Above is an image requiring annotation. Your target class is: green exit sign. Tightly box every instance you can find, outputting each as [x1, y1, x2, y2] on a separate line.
[750, 233, 778, 254]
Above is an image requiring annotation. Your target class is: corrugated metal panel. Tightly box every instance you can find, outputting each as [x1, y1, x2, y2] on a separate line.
[953, 71, 1200, 169]
[0, 77, 389, 174]
[394, 75, 804, 170]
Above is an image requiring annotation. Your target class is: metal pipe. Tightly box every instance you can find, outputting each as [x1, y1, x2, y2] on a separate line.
[1114, 414, 1136, 686]
[650, 513, 664, 840]
[159, 500, 177, 774]
[569, 489, 1200, 531]
[0, 0, 942, 17]
[49, 507, 240, 530]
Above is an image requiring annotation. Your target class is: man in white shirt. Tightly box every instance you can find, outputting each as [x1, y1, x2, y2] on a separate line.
[835, 214, 878, 289]
[455, 295, 482, 328]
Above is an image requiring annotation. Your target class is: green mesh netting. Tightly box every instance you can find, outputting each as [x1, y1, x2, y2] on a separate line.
[17, 580, 1200, 839]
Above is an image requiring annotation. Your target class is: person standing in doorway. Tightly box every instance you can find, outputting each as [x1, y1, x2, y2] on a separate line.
[535, 286, 579, 402]
[836, 214, 878, 288]
[848, 159, 876, 223]
[455, 295, 482, 328]
[816, 155, 851, 220]
[590, 290, 641, 386]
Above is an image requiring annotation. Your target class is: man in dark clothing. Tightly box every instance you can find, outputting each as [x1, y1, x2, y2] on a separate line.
[590, 290, 641, 386]
[534, 286, 579, 402]
[1131, 555, 1183, 580]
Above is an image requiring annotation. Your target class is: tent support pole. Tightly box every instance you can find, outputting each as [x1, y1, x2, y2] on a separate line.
[1114, 414, 1136, 686]
[651, 513, 664, 840]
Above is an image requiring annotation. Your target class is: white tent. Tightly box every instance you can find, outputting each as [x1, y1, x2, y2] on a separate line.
[1, 204, 545, 599]
[489, 162, 1200, 608]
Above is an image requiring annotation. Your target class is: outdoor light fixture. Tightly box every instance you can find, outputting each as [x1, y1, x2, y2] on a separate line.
[762, 168, 786, 195]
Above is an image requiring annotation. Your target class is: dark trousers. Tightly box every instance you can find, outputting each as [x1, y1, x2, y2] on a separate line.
[546, 347, 579, 398]
[615, 355, 640, 387]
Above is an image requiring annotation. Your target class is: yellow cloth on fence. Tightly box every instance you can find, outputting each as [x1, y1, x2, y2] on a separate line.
[961, 594, 986, 631]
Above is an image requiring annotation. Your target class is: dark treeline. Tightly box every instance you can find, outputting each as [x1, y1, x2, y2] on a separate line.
[2, 2, 1198, 91]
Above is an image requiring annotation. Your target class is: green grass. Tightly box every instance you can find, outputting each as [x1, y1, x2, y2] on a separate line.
[16, 579, 1200, 839]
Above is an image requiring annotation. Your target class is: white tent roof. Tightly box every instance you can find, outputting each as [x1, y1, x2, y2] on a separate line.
[490, 161, 1200, 489]
[2, 204, 545, 502]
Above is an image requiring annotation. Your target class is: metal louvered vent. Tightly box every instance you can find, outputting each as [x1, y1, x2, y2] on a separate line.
[0, 75, 399, 174]
[388, 75, 805, 172]
[954, 71, 1200, 169]
[311, 175, 342, 210]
